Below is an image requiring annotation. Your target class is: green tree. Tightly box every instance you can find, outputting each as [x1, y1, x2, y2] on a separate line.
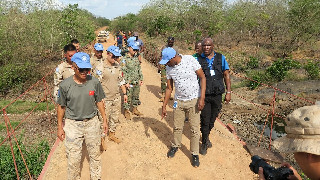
[289, 0, 320, 44]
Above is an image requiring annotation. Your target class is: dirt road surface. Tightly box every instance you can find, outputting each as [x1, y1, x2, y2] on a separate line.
[43, 30, 256, 180]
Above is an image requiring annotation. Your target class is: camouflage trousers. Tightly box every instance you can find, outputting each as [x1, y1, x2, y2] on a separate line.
[123, 84, 140, 110]
[64, 116, 101, 180]
[160, 67, 167, 94]
[105, 96, 121, 132]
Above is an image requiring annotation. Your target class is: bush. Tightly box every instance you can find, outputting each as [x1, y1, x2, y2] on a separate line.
[0, 1, 106, 95]
[304, 60, 319, 79]
[266, 58, 301, 82]
[0, 61, 39, 94]
[0, 138, 50, 180]
[245, 70, 269, 90]
[247, 56, 259, 69]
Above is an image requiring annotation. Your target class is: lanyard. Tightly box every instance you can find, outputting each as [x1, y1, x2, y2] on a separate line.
[206, 53, 215, 70]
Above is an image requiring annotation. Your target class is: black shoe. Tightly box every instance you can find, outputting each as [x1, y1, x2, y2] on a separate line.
[138, 100, 141, 105]
[184, 118, 189, 123]
[167, 147, 178, 158]
[207, 139, 212, 148]
[191, 155, 200, 167]
[199, 143, 208, 155]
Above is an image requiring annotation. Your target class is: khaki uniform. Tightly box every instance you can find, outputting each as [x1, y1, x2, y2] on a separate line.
[121, 54, 143, 110]
[93, 61, 125, 132]
[53, 61, 74, 101]
[90, 55, 105, 71]
[64, 116, 101, 180]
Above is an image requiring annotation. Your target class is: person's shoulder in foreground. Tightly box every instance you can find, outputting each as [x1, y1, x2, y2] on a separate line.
[259, 103, 320, 180]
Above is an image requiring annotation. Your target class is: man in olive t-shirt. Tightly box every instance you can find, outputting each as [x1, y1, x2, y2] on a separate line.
[57, 52, 107, 180]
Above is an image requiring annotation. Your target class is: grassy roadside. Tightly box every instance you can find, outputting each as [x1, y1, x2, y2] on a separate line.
[0, 99, 55, 179]
[0, 100, 55, 115]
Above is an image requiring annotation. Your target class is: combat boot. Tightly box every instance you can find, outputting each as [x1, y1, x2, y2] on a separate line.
[124, 109, 131, 120]
[108, 132, 121, 144]
[132, 107, 143, 116]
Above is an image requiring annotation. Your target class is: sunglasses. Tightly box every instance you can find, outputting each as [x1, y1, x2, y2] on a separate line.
[111, 55, 120, 59]
[75, 66, 90, 73]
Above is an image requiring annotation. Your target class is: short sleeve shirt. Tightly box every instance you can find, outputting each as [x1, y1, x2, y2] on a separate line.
[166, 55, 201, 101]
[57, 76, 105, 120]
[200, 52, 229, 71]
[136, 39, 143, 47]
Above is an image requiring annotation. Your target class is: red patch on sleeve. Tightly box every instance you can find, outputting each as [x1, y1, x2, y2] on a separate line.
[89, 91, 95, 96]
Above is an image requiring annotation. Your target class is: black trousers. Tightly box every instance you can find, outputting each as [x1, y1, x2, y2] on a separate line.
[200, 94, 222, 138]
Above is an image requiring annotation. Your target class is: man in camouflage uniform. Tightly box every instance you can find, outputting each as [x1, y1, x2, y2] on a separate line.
[90, 43, 105, 70]
[57, 52, 107, 180]
[159, 37, 178, 102]
[121, 40, 143, 120]
[92, 45, 127, 143]
[53, 44, 77, 102]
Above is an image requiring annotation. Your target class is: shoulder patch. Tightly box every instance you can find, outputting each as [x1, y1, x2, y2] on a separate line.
[96, 70, 102, 75]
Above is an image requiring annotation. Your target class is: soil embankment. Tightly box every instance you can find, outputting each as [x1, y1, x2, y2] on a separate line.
[42, 30, 256, 179]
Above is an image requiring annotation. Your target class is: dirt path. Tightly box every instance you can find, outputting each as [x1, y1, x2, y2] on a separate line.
[43, 31, 256, 180]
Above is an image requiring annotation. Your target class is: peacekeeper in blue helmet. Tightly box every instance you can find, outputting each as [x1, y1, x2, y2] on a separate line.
[91, 43, 105, 71]
[92, 45, 127, 144]
[56, 52, 107, 180]
[121, 40, 144, 120]
[53, 44, 77, 102]
[125, 36, 144, 63]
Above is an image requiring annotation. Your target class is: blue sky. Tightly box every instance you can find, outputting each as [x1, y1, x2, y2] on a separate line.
[58, 0, 150, 19]
[58, 0, 236, 20]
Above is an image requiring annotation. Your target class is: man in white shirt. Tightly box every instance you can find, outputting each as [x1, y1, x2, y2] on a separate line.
[160, 47, 206, 167]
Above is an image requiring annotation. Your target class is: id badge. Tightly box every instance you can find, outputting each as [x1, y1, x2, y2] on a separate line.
[210, 70, 215, 76]
[173, 101, 178, 109]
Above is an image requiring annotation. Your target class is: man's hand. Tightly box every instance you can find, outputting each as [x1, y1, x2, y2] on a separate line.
[258, 164, 301, 180]
[281, 163, 302, 180]
[123, 95, 128, 103]
[225, 93, 231, 104]
[258, 167, 265, 180]
[139, 81, 143, 86]
[57, 126, 65, 141]
[103, 121, 108, 134]
[161, 106, 167, 119]
[198, 98, 205, 111]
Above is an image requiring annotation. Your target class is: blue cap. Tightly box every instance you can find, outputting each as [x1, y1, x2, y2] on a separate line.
[159, 47, 176, 65]
[107, 45, 122, 56]
[128, 40, 140, 50]
[94, 43, 104, 51]
[71, 52, 92, 68]
[127, 36, 136, 44]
